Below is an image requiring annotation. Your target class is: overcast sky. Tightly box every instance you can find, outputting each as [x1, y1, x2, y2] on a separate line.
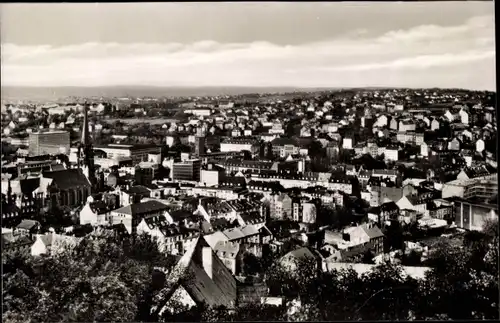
[0, 2, 495, 90]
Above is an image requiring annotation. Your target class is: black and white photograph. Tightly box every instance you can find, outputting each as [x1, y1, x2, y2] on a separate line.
[1, 2, 498, 322]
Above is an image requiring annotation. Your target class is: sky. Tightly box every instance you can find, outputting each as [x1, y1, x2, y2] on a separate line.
[0, 2, 496, 90]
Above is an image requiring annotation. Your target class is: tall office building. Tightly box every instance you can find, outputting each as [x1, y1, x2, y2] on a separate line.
[28, 131, 70, 157]
[194, 136, 206, 157]
[172, 159, 202, 182]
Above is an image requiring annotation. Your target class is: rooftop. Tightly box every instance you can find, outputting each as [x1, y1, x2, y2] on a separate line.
[113, 200, 169, 217]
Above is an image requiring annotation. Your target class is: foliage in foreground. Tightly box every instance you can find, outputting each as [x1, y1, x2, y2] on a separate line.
[2, 231, 176, 322]
[2, 219, 499, 322]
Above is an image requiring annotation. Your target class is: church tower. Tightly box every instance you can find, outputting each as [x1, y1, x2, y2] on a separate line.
[78, 103, 97, 191]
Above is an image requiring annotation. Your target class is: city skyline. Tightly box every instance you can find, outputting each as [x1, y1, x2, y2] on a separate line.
[0, 2, 495, 90]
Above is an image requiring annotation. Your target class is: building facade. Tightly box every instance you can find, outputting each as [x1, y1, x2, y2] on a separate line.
[28, 131, 70, 156]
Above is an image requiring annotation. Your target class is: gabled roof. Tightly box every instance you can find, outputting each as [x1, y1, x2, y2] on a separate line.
[214, 241, 240, 259]
[154, 236, 237, 312]
[380, 201, 399, 212]
[222, 227, 245, 241]
[169, 209, 194, 222]
[204, 231, 229, 249]
[462, 166, 491, 179]
[282, 247, 321, 262]
[360, 223, 384, 239]
[240, 224, 260, 237]
[16, 219, 40, 231]
[113, 200, 169, 217]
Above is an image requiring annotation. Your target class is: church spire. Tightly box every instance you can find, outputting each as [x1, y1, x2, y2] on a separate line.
[78, 102, 97, 192]
[81, 102, 90, 146]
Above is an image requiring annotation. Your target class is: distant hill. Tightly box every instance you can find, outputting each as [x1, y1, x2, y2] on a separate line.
[1, 85, 340, 101]
[2, 85, 490, 103]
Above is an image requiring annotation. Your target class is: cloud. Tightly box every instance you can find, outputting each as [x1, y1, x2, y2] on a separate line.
[0, 15, 495, 90]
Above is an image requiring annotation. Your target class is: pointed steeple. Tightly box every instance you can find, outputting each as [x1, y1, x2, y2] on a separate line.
[78, 102, 96, 192]
[81, 102, 90, 145]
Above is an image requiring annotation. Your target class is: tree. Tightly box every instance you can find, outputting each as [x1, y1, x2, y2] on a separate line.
[2, 230, 176, 322]
[242, 252, 261, 276]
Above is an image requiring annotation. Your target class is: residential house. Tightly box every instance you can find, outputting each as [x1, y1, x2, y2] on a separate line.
[456, 166, 492, 180]
[79, 200, 111, 226]
[271, 137, 300, 158]
[476, 139, 485, 153]
[399, 120, 416, 132]
[342, 136, 354, 150]
[448, 137, 461, 151]
[279, 247, 323, 273]
[396, 195, 430, 216]
[291, 201, 317, 224]
[151, 236, 237, 316]
[213, 241, 242, 276]
[15, 219, 41, 238]
[368, 182, 404, 207]
[118, 185, 152, 206]
[431, 119, 440, 131]
[136, 217, 200, 255]
[420, 142, 430, 157]
[444, 108, 460, 122]
[375, 115, 389, 128]
[459, 108, 469, 124]
[110, 200, 170, 234]
[389, 118, 399, 130]
[427, 199, 454, 221]
[269, 193, 293, 220]
[384, 145, 401, 161]
[31, 232, 81, 256]
[324, 223, 385, 258]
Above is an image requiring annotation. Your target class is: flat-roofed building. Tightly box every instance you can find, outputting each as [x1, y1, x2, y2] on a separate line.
[442, 177, 498, 200]
[220, 138, 260, 154]
[172, 159, 202, 182]
[94, 143, 162, 164]
[28, 131, 70, 156]
[452, 198, 498, 231]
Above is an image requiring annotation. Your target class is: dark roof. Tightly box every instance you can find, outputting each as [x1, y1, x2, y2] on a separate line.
[211, 218, 233, 231]
[283, 247, 321, 261]
[271, 137, 299, 146]
[153, 236, 237, 312]
[462, 166, 491, 179]
[380, 201, 399, 212]
[169, 209, 194, 222]
[200, 221, 213, 234]
[158, 224, 199, 238]
[239, 211, 265, 225]
[90, 201, 110, 215]
[247, 180, 284, 192]
[124, 185, 151, 195]
[19, 178, 41, 195]
[43, 169, 91, 190]
[50, 164, 66, 172]
[113, 200, 169, 217]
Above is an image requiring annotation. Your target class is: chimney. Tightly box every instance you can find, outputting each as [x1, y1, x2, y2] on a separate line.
[202, 247, 213, 279]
